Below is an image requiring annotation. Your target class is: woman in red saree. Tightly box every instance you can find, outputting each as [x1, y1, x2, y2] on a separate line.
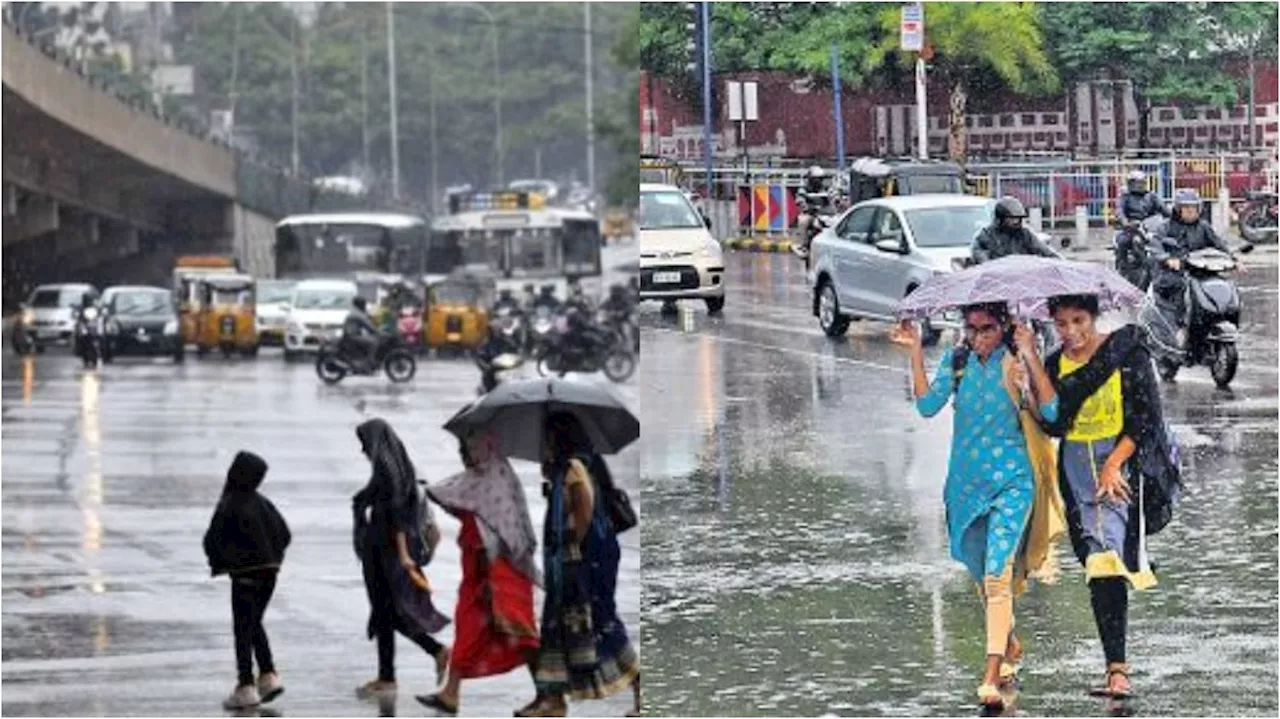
[416, 430, 541, 716]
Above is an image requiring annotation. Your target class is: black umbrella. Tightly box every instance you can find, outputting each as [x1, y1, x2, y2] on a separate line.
[443, 377, 639, 463]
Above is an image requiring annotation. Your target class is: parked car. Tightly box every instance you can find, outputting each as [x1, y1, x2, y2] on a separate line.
[283, 279, 358, 361]
[638, 183, 726, 314]
[100, 286, 184, 363]
[20, 283, 98, 349]
[810, 194, 1004, 342]
[256, 279, 297, 346]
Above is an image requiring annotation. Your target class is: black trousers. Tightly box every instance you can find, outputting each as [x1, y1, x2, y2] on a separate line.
[365, 554, 444, 682]
[231, 570, 278, 686]
[1089, 577, 1129, 665]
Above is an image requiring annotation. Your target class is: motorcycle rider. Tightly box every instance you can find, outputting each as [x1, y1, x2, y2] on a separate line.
[970, 196, 1060, 264]
[1150, 188, 1240, 329]
[1114, 170, 1168, 276]
[342, 296, 381, 372]
[796, 166, 833, 255]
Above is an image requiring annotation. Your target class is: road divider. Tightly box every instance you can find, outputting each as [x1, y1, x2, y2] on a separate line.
[721, 237, 793, 253]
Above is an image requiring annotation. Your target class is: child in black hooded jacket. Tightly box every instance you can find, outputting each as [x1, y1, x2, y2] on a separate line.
[203, 451, 292, 710]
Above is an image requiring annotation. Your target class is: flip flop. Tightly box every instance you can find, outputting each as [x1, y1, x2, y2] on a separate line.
[416, 693, 459, 716]
[1088, 664, 1136, 699]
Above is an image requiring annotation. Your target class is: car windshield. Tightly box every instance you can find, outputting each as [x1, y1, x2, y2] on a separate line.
[640, 191, 703, 230]
[114, 291, 171, 315]
[433, 284, 479, 305]
[258, 282, 295, 304]
[30, 288, 85, 308]
[901, 174, 964, 194]
[903, 205, 995, 248]
[294, 289, 354, 309]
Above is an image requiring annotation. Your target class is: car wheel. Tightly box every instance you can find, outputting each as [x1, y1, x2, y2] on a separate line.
[660, 302, 678, 316]
[818, 282, 850, 337]
[705, 296, 725, 315]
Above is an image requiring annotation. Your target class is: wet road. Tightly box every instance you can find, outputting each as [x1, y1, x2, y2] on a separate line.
[638, 248, 1278, 717]
[1, 250, 639, 717]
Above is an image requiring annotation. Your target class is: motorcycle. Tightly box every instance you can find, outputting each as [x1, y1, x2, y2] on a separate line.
[315, 332, 417, 385]
[74, 304, 104, 369]
[1238, 190, 1278, 244]
[1137, 242, 1252, 389]
[475, 351, 524, 395]
[491, 302, 528, 355]
[10, 312, 36, 356]
[528, 300, 560, 358]
[1112, 215, 1164, 291]
[537, 307, 636, 383]
[600, 306, 639, 355]
[792, 196, 838, 268]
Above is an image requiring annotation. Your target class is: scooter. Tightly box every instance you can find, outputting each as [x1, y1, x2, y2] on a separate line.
[11, 311, 36, 356]
[74, 304, 104, 369]
[475, 352, 524, 395]
[1112, 216, 1163, 291]
[1137, 240, 1253, 389]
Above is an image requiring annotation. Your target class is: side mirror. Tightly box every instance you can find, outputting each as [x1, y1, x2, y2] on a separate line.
[1239, 242, 1256, 255]
[1059, 236, 1072, 249]
[702, 214, 712, 230]
[874, 238, 906, 254]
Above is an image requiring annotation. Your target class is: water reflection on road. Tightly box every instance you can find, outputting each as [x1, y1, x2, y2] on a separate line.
[640, 250, 1278, 716]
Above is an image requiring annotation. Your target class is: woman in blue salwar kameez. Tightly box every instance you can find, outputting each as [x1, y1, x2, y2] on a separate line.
[893, 302, 1059, 709]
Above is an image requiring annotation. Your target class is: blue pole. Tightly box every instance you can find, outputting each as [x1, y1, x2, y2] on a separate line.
[700, 1, 713, 200]
[831, 42, 845, 173]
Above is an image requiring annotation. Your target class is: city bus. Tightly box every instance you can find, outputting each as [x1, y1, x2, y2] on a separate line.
[274, 212, 427, 287]
[428, 190, 603, 297]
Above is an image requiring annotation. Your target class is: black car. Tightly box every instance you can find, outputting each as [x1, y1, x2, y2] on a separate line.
[101, 286, 184, 363]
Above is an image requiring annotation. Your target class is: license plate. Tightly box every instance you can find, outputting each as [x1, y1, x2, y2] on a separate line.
[652, 271, 682, 284]
[136, 334, 150, 343]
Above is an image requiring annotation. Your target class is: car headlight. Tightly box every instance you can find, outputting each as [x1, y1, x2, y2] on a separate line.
[288, 321, 305, 336]
[701, 241, 723, 259]
[21, 309, 34, 324]
[163, 320, 178, 335]
[951, 258, 969, 272]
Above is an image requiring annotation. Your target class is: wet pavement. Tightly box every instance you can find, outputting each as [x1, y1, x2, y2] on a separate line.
[638, 248, 1278, 716]
[1, 247, 639, 718]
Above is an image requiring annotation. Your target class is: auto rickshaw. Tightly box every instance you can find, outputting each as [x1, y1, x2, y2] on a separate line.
[425, 274, 492, 355]
[602, 208, 635, 244]
[194, 274, 259, 358]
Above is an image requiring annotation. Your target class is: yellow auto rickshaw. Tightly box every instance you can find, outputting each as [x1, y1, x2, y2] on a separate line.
[425, 276, 491, 354]
[195, 274, 259, 358]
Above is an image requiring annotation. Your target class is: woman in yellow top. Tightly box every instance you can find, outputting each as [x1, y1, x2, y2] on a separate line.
[1031, 294, 1179, 700]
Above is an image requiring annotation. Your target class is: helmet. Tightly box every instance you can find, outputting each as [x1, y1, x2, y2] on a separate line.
[1127, 169, 1146, 193]
[806, 165, 826, 179]
[994, 197, 1028, 221]
[353, 296, 368, 311]
[1174, 188, 1201, 206]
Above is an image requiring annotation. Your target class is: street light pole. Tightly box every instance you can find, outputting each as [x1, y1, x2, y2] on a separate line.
[700, 1, 712, 200]
[428, 18, 439, 213]
[584, 2, 595, 194]
[459, 4, 503, 187]
[386, 1, 400, 199]
[361, 21, 370, 174]
[290, 14, 300, 175]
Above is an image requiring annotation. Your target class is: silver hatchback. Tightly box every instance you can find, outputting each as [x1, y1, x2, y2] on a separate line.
[809, 195, 999, 340]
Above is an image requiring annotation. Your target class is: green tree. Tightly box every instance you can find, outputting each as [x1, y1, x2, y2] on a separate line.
[866, 2, 1058, 162]
[598, 5, 640, 206]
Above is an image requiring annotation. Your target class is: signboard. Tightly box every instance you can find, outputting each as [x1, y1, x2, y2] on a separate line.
[727, 81, 759, 122]
[901, 2, 924, 53]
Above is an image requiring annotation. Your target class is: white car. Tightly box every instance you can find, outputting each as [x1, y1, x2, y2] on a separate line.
[256, 279, 297, 346]
[639, 183, 726, 314]
[283, 279, 358, 361]
[810, 195, 1061, 342]
[21, 283, 98, 347]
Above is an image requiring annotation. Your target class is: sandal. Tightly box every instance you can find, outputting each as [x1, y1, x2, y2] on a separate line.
[977, 682, 1005, 709]
[416, 693, 459, 716]
[514, 696, 568, 717]
[1089, 663, 1135, 699]
[356, 679, 397, 701]
[999, 635, 1024, 687]
[434, 646, 452, 686]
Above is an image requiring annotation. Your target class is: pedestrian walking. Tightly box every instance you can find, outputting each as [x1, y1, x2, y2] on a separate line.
[202, 451, 291, 710]
[516, 412, 641, 718]
[1030, 294, 1180, 699]
[352, 418, 451, 700]
[892, 303, 1061, 710]
[415, 429, 542, 716]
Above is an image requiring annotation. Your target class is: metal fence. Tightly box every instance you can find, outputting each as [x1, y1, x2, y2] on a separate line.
[677, 152, 1278, 239]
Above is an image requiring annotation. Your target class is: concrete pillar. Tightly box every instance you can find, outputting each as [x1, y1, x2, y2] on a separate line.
[1028, 206, 1044, 233]
[11, 195, 59, 244]
[1215, 187, 1231, 238]
[1075, 205, 1090, 250]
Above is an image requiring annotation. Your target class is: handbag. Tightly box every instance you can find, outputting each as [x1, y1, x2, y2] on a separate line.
[605, 484, 638, 534]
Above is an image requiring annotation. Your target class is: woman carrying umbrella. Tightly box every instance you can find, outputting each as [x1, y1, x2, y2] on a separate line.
[1027, 294, 1178, 699]
[516, 411, 641, 718]
[352, 419, 451, 700]
[891, 303, 1059, 709]
[415, 429, 541, 715]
